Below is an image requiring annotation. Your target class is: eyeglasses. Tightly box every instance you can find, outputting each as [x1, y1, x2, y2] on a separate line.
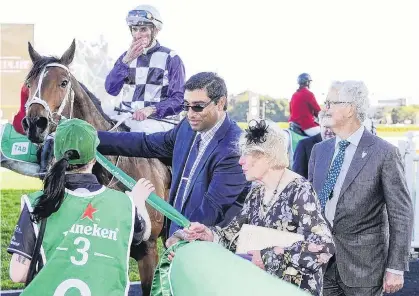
[324, 101, 353, 109]
[181, 100, 214, 113]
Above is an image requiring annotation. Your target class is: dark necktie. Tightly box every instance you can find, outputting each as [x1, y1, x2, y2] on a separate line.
[318, 140, 350, 210]
[173, 134, 202, 213]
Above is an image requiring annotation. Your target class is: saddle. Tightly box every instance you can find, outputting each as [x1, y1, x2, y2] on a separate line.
[289, 121, 307, 137]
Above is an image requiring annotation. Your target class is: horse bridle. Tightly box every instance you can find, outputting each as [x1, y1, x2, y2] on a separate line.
[25, 63, 75, 130]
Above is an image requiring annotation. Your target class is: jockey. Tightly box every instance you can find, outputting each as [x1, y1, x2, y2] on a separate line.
[105, 4, 186, 133]
[7, 118, 154, 295]
[288, 73, 321, 136]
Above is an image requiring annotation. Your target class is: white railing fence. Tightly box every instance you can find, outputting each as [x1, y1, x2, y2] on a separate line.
[398, 132, 419, 249]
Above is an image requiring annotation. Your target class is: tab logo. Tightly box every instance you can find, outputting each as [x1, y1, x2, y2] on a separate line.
[11, 142, 29, 155]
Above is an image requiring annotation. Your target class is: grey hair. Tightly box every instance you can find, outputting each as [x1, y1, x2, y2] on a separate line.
[328, 80, 370, 122]
[238, 119, 289, 169]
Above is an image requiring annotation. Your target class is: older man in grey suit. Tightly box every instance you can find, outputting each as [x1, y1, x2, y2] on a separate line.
[308, 81, 413, 296]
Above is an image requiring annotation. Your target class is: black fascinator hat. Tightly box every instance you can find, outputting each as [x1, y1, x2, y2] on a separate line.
[244, 120, 269, 145]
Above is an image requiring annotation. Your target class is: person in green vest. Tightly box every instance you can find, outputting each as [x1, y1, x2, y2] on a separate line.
[7, 118, 155, 296]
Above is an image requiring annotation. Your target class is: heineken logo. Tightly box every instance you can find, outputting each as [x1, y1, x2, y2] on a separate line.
[64, 223, 119, 241]
[62, 203, 119, 241]
[81, 203, 98, 221]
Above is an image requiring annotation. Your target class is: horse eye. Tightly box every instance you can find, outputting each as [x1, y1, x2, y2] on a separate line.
[25, 82, 31, 88]
[60, 80, 68, 88]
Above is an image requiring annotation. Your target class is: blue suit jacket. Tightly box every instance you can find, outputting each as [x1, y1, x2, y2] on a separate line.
[292, 133, 322, 179]
[97, 114, 250, 236]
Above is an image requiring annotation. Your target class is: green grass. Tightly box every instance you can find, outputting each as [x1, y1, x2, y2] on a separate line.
[1, 190, 26, 290]
[0, 189, 164, 290]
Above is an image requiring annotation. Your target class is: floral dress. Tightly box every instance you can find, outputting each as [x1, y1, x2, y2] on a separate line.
[210, 177, 335, 296]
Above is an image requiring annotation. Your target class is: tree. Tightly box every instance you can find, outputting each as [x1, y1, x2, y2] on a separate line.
[228, 91, 290, 122]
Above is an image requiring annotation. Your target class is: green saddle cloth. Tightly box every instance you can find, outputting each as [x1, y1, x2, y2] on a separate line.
[287, 129, 307, 153]
[151, 241, 309, 296]
[1, 123, 38, 163]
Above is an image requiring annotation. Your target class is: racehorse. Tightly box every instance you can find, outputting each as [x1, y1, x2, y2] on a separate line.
[7, 39, 170, 296]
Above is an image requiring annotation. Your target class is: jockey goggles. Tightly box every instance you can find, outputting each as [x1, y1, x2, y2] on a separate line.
[181, 100, 214, 112]
[126, 10, 156, 26]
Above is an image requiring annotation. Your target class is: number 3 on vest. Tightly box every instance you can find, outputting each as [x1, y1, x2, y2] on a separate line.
[70, 237, 90, 266]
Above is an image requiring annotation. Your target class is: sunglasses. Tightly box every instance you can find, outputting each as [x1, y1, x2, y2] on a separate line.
[324, 101, 352, 109]
[181, 100, 214, 113]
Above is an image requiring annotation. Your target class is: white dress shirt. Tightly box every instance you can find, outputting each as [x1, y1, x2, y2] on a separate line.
[325, 125, 364, 226]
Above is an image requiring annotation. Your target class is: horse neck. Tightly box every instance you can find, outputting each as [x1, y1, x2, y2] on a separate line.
[71, 84, 113, 131]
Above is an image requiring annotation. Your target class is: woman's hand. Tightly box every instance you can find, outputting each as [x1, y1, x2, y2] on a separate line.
[127, 178, 155, 207]
[183, 222, 214, 242]
[247, 250, 265, 270]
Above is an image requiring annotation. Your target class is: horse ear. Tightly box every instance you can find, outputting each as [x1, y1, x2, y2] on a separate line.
[60, 39, 76, 66]
[28, 42, 42, 63]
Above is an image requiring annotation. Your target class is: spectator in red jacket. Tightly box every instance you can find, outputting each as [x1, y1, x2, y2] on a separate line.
[288, 73, 321, 136]
[12, 85, 29, 135]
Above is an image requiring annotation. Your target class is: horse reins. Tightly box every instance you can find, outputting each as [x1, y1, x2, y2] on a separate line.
[109, 107, 178, 132]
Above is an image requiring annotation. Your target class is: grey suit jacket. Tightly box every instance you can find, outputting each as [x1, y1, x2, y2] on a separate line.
[308, 129, 413, 288]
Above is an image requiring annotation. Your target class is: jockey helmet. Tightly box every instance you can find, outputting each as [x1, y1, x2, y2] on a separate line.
[126, 5, 163, 31]
[297, 73, 312, 87]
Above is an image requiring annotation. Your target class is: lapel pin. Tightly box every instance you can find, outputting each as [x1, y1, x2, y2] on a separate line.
[362, 151, 367, 158]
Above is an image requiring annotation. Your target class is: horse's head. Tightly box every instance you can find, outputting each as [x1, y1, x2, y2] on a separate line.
[23, 40, 76, 143]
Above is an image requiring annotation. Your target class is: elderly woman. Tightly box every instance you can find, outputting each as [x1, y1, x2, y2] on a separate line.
[171, 120, 335, 296]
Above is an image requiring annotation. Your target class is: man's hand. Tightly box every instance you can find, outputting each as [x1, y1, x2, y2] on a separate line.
[122, 39, 146, 64]
[132, 107, 155, 121]
[168, 251, 175, 261]
[383, 271, 404, 294]
[165, 235, 181, 248]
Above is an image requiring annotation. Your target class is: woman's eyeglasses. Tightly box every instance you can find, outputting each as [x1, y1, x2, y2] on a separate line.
[181, 100, 213, 113]
[324, 101, 352, 109]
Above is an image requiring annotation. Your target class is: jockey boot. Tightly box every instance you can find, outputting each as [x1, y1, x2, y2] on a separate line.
[39, 137, 54, 180]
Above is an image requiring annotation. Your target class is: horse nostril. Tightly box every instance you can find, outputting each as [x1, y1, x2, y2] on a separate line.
[36, 117, 48, 130]
[22, 117, 30, 132]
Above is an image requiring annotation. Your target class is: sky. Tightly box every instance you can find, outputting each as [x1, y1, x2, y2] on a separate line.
[0, 0, 417, 104]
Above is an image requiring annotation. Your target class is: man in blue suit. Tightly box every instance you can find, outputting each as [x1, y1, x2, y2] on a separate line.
[292, 111, 335, 179]
[97, 72, 250, 237]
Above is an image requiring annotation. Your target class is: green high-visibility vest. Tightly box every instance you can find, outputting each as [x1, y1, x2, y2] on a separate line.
[21, 187, 134, 296]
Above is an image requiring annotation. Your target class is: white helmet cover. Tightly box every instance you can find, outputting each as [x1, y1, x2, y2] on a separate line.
[126, 4, 163, 31]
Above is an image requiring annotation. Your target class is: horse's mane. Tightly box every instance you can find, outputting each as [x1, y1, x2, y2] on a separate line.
[26, 56, 61, 83]
[78, 83, 111, 122]
[79, 83, 129, 132]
